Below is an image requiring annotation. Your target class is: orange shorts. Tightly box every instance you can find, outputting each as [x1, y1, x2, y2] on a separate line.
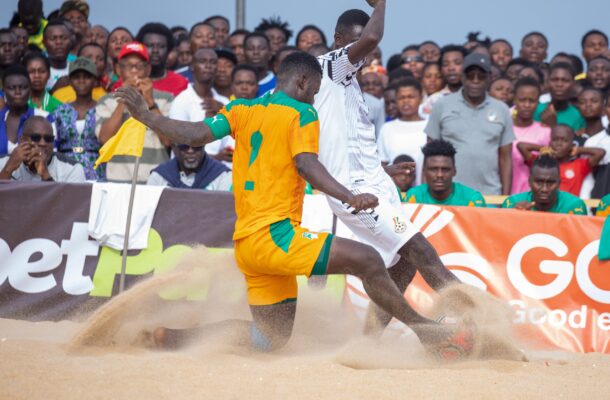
[234, 219, 333, 306]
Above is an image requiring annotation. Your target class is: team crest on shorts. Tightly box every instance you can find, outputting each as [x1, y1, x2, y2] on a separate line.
[392, 217, 407, 234]
[302, 232, 318, 240]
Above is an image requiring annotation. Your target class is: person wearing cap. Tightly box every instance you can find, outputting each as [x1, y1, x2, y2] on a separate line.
[53, 42, 108, 103]
[214, 48, 237, 99]
[95, 42, 173, 183]
[58, 0, 90, 58]
[425, 53, 515, 195]
[53, 57, 104, 180]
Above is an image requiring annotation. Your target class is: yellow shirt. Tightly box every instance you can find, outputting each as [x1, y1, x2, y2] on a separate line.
[21, 19, 47, 50]
[204, 91, 320, 240]
[53, 85, 107, 103]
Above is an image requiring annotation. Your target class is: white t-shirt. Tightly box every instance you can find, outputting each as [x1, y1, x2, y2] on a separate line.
[315, 44, 386, 188]
[47, 65, 70, 91]
[168, 84, 232, 156]
[377, 119, 427, 185]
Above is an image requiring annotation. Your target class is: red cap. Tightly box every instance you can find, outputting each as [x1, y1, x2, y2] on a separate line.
[117, 42, 149, 61]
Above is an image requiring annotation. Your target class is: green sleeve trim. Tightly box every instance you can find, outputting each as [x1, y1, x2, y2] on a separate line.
[269, 219, 295, 254]
[203, 113, 231, 140]
[311, 234, 334, 276]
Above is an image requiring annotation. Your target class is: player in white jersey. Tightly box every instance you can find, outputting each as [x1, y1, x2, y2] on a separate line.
[314, 0, 466, 344]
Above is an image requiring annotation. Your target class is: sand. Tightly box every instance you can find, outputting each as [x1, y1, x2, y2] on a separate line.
[1, 248, 610, 399]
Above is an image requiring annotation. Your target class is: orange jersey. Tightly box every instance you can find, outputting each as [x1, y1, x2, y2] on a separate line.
[204, 91, 320, 240]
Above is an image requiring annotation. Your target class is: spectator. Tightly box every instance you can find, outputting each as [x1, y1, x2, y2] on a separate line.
[400, 45, 425, 80]
[134, 23, 188, 96]
[189, 22, 217, 53]
[43, 20, 73, 92]
[230, 63, 259, 100]
[421, 62, 444, 98]
[169, 48, 232, 163]
[425, 53, 515, 195]
[0, 65, 50, 157]
[86, 25, 109, 48]
[519, 31, 548, 65]
[244, 32, 274, 97]
[383, 85, 397, 121]
[173, 35, 192, 71]
[419, 41, 441, 63]
[106, 27, 133, 87]
[213, 49, 237, 99]
[391, 154, 415, 201]
[295, 25, 327, 52]
[204, 15, 230, 48]
[272, 46, 298, 76]
[488, 76, 513, 106]
[517, 63, 544, 85]
[502, 154, 586, 215]
[148, 142, 231, 190]
[53, 42, 107, 103]
[228, 29, 248, 64]
[170, 26, 188, 42]
[505, 57, 531, 83]
[307, 43, 330, 58]
[511, 77, 551, 194]
[255, 17, 292, 56]
[586, 56, 610, 93]
[0, 29, 20, 89]
[378, 78, 427, 184]
[533, 62, 585, 131]
[53, 57, 103, 180]
[489, 39, 513, 72]
[517, 124, 605, 196]
[23, 52, 62, 113]
[406, 139, 486, 207]
[0, 116, 85, 182]
[58, 0, 90, 57]
[597, 193, 610, 217]
[581, 30, 610, 68]
[421, 45, 466, 116]
[359, 71, 384, 99]
[10, 26, 29, 60]
[95, 42, 173, 183]
[17, 0, 47, 51]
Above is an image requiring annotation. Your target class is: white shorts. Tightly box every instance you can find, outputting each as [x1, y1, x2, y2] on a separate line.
[327, 176, 418, 268]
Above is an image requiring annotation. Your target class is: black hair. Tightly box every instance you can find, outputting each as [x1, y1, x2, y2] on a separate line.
[386, 53, 403, 73]
[277, 51, 322, 82]
[422, 139, 457, 163]
[43, 19, 69, 36]
[46, 9, 60, 20]
[18, 0, 42, 14]
[0, 28, 16, 42]
[335, 9, 369, 35]
[295, 24, 327, 47]
[393, 154, 415, 164]
[204, 15, 230, 27]
[578, 86, 604, 100]
[108, 26, 133, 40]
[507, 57, 534, 69]
[589, 55, 610, 65]
[401, 44, 420, 53]
[307, 43, 329, 56]
[244, 31, 270, 47]
[568, 54, 584, 75]
[419, 40, 439, 49]
[136, 22, 175, 51]
[276, 45, 298, 59]
[388, 67, 414, 84]
[514, 76, 541, 93]
[551, 123, 575, 139]
[2, 64, 30, 86]
[521, 31, 548, 47]
[190, 21, 215, 37]
[490, 38, 513, 53]
[531, 153, 559, 173]
[22, 51, 50, 71]
[550, 61, 575, 78]
[394, 77, 422, 94]
[22, 115, 51, 134]
[255, 16, 293, 41]
[423, 61, 441, 74]
[581, 29, 609, 49]
[170, 26, 187, 35]
[231, 63, 258, 81]
[230, 29, 250, 38]
[466, 31, 491, 48]
[519, 65, 544, 82]
[440, 44, 467, 63]
[77, 41, 106, 57]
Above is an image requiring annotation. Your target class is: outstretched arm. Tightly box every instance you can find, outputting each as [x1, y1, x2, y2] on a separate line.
[114, 86, 216, 147]
[295, 152, 378, 212]
[347, 0, 386, 64]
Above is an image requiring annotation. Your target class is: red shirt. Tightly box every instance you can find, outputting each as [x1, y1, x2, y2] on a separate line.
[559, 158, 591, 195]
[111, 70, 188, 96]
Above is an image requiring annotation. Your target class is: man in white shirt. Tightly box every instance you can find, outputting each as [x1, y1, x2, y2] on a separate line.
[314, 0, 469, 356]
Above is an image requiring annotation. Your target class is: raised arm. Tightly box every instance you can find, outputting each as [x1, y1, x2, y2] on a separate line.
[347, 0, 386, 64]
[114, 86, 215, 147]
[516, 141, 542, 162]
[574, 146, 606, 168]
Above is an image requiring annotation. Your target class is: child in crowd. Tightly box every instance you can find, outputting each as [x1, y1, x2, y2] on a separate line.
[489, 76, 513, 106]
[391, 154, 415, 202]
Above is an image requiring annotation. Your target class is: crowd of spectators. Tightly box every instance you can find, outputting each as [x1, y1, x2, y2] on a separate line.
[1, 0, 610, 216]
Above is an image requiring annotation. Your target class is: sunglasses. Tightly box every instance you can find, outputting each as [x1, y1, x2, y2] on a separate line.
[28, 134, 55, 143]
[176, 144, 204, 151]
[402, 56, 423, 64]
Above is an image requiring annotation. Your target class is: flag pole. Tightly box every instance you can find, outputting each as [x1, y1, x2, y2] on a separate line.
[118, 156, 141, 293]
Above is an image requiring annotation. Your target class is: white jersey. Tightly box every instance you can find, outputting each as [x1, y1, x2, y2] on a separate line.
[315, 44, 387, 188]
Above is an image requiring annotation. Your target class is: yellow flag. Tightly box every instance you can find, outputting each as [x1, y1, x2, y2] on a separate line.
[94, 117, 146, 168]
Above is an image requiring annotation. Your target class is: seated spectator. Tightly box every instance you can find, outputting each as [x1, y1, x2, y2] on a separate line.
[406, 139, 486, 207]
[378, 78, 427, 184]
[43, 20, 74, 92]
[391, 154, 415, 202]
[502, 154, 586, 215]
[1, 65, 50, 157]
[295, 25, 327, 52]
[17, 0, 47, 51]
[95, 42, 173, 183]
[204, 15, 230, 48]
[214, 49, 237, 99]
[53, 57, 103, 180]
[419, 41, 441, 63]
[0, 116, 85, 182]
[53, 43, 108, 102]
[518, 124, 605, 196]
[597, 193, 610, 217]
[59, 0, 90, 57]
[228, 29, 248, 64]
[519, 32, 548, 65]
[533, 62, 585, 131]
[244, 32, 275, 97]
[489, 76, 513, 106]
[230, 64, 259, 100]
[255, 17, 292, 56]
[23, 52, 62, 113]
[0, 29, 20, 90]
[586, 56, 610, 93]
[511, 77, 551, 194]
[489, 39, 513, 72]
[147, 142, 231, 190]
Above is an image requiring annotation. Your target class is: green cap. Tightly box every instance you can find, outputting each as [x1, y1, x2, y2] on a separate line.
[69, 57, 97, 78]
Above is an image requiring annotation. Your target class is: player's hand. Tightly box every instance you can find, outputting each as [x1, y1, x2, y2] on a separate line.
[540, 104, 557, 127]
[514, 201, 535, 211]
[384, 161, 415, 178]
[346, 193, 379, 212]
[115, 86, 149, 119]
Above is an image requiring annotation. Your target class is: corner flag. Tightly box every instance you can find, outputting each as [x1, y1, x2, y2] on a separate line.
[94, 117, 146, 168]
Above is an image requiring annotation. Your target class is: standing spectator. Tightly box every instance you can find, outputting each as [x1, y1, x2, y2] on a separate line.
[189, 22, 217, 52]
[58, 0, 90, 57]
[359, 71, 384, 99]
[214, 49, 237, 99]
[173, 35, 192, 71]
[95, 42, 173, 183]
[10, 26, 29, 60]
[271, 46, 298, 75]
[425, 53, 515, 195]
[506, 57, 531, 83]
[421, 62, 444, 99]
[400, 45, 425, 80]
[230, 64, 259, 100]
[533, 62, 585, 131]
[134, 23, 188, 96]
[255, 17, 292, 56]
[519, 32, 548, 65]
[383, 85, 397, 121]
[53, 42, 107, 102]
[586, 56, 610, 93]
[204, 16, 230, 48]
[244, 32, 274, 97]
[489, 39, 513, 72]
[419, 41, 441, 63]
[488, 76, 513, 106]
[53, 57, 103, 180]
[86, 25, 109, 48]
[23, 52, 62, 113]
[581, 30, 609, 68]
[378, 79, 427, 185]
[511, 77, 551, 194]
[228, 29, 248, 64]
[1, 65, 49, 157]
[43, 20, 73, 91]
[17, 0, 47, 51]
[0, 29, 20, 89]
[106, 27, 133, 88]
[295, 25, 327, 52]
[421, 45, 466, 116]
[0, 116, 85, 182]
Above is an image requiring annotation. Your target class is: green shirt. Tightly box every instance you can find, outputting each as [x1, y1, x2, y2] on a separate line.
[502, 191, 587, 215]
[597, 193, 610, 217]
[405, 182, 486, 207]
[533, 102, 585, 131]
[28, 91, 62, 113]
